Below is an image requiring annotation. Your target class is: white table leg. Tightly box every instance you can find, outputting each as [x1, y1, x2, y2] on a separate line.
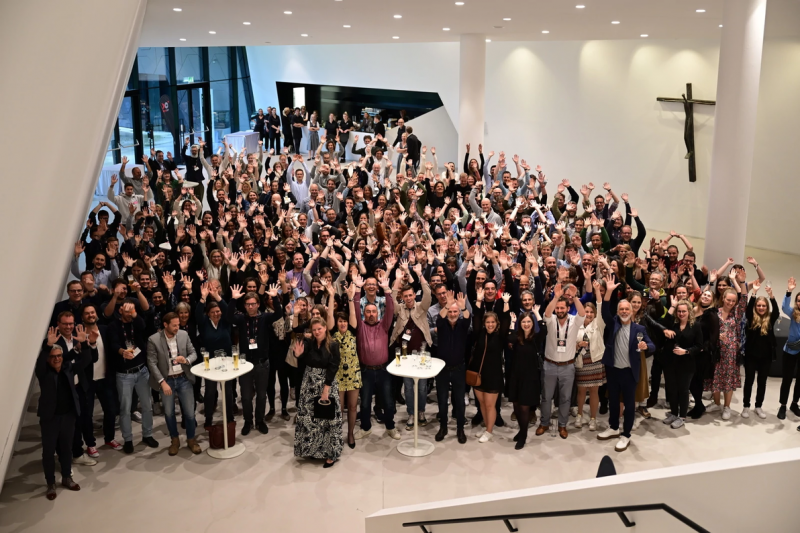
[413, 377, 419, 449]
[396, 376, 434, 457]
[221, 381, 228, 451]
[206, 378, 246, 459]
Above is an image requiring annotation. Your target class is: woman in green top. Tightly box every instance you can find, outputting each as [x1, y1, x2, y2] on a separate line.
[326, 281, 360, 449]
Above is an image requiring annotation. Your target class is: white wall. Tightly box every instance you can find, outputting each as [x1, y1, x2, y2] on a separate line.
[0, 0, 146, 492]
[366, 448, 800, 532]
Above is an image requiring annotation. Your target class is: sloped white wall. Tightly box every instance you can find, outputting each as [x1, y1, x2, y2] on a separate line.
[0, 0, 147, 492]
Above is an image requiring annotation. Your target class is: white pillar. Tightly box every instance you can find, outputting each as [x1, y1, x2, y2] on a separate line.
[703, 0, 767, 270]
[0, 0, 147, 491]
[458, 34, 486, 170]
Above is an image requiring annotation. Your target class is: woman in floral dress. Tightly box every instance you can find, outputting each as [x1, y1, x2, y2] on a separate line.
[705, 275, 746, 420]
[327, 282, 361, 449]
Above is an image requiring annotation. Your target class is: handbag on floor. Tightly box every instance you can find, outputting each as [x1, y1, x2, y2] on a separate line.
[208, 421, 236, 449]
[466, 334, 488, 388]
[313, 396, 336, 420]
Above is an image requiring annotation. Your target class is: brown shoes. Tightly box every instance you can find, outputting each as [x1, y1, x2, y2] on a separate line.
[168, 437, 180, 456]
[61, 477, 80, 491]
[559, 426, 568, 439]
[187, 438, 202, 455]
[535, 425, 548, 436]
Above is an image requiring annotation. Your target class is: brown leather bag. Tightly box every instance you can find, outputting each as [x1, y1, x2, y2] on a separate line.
[466, 334, 488, 387]
[208, 421, 236, 449]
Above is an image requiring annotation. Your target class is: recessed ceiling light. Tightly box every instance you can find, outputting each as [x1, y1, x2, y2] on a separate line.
[208, 31, 216, 34]
[719, 24, 723, 27]
[696, 9, 706, 13]
[485, 38, 491, 42]
[173, 8, 182, 12]
[443, 27, 450, 31]
[301, 33, 308, 37]
[343, 24, 351, 28]
[576, 4, 585, 8]
[284, 11, 292, 15]
[611, 21, 620, 24]
[179, 38, 186, 41]
[243, 22, 251, 25]
[455, 2, 465, 5]
[393, 36, 400, 39]
[640, 34, 648, 37]
[503, 18, 511, 21]
[394, 14, 402, 18]
[542, 30, 549, 34]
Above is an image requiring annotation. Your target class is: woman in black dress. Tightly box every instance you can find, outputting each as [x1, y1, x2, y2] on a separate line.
[662, 300, 704, 428]
[469, 288, 511, 443]
[254, 108, 267, 144]
[508, 310, 547, 450]
[292, 317, 343, 468]
[742, 282, 779, 419]
[337, 111, 353, 162]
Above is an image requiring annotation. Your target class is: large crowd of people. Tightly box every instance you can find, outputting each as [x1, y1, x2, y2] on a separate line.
[37, 106, 800, 500]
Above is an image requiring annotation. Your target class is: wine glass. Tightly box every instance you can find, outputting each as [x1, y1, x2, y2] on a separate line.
[636, 332, 644, 349]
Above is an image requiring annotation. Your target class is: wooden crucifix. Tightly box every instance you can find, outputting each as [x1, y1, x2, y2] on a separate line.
[657, 83, 716, 183]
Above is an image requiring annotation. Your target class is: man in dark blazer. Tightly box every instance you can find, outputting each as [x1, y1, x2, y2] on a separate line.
[37, 327, 94, 500]
[146, 312, 201, 456]
[597, 282, 655, 452]
[405, 126, 422, 172]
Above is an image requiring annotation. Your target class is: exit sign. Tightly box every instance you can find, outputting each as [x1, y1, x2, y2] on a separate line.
[183, 77, 194, 83]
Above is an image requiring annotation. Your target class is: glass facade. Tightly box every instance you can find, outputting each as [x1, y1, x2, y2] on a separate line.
[103, 46, 256, 168]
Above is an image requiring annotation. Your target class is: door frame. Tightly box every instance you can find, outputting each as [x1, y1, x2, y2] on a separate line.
[174, 82, 212, 164]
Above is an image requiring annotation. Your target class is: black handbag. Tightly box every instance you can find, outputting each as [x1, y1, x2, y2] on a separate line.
[313, 396, 336, 420]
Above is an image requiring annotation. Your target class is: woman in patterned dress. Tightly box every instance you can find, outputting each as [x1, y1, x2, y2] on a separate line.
[705, 278, 746, 420]
[574, 281, 606, 432]
[327, 282, 361, 449]
[292, 318, 343, 468]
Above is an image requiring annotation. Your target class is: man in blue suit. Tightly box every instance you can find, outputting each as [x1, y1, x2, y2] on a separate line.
[596, 277, 655, 452]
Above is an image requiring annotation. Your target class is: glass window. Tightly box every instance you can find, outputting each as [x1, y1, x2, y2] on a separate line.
[104, 128, 116, 166]
[144, 87, 177, 157]
[137, 47, 170, 88]
[237, 48, 250, 78]
[175, 47, 204, 84]
[237, 77, 254, 133]
[208, 47, 231, 81]
[211, 80, 232, 144]
[117, 97, 137, 164]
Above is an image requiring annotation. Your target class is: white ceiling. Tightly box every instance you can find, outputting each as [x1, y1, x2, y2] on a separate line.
[139, 0, 800, 48]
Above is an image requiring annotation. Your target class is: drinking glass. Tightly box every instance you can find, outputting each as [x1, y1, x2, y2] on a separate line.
[203, 350, 210, 371]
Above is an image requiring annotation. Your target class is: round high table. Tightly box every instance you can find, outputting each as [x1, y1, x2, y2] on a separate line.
[191, 358, 253, 459]
[387, 356, 445, 457]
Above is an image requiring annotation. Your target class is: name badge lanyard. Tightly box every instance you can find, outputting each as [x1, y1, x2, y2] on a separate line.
[556, 318, 569, 351]
[247, 317, 260, 350]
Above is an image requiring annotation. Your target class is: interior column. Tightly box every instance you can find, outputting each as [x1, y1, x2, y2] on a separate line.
[0, 0, 147, 491]
[703, 0, 768, 270]
[458, 34, 486, 170]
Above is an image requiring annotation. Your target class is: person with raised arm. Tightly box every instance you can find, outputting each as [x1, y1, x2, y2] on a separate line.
[741, 281, 779, 420]
[596, 274, 655, 452]
[661, 299, 703, 429]
[778, 277, 800, 421]
[434, 291, 471, 444]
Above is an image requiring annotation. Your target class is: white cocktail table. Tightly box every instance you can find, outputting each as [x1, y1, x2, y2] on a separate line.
[191, 358, 253, 459]
[387, 356, 445, 457]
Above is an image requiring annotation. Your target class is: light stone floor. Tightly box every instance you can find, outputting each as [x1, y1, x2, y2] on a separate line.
[1, 376, 800, 533]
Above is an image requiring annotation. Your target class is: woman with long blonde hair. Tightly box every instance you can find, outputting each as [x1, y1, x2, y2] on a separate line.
[741, 282, 779, 419]
[662, 299, 703, 428]
[778, 277, 800, 420]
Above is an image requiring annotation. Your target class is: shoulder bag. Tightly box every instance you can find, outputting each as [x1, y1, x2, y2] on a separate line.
[466, 334, 488, 388]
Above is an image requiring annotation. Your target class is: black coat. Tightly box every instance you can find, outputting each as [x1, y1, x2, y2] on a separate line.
[35, 345, 92, 420]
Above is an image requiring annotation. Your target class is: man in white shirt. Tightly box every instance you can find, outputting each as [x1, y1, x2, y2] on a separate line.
[537, 283, 585, 439]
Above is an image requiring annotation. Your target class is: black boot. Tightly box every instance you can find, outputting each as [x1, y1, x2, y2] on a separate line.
[457, 428, 467, 444]
[435, 425, 448, 442]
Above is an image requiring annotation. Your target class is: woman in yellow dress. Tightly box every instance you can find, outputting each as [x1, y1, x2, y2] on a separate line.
[326, 281, 361, 449]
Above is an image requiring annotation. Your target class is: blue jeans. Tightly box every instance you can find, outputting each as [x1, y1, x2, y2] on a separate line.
[360, 367, 395, 431]
[606, 365, 637, 438]
[116, 366, 153, 443]
[436, 364, 466, 429]
[403, 377, 427, 418]
[160, 375, 197, 439]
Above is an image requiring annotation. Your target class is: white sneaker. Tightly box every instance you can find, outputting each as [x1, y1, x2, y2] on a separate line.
[478, 431, 494, 443]
[570, 406, 579, 417]
[670, 417, 685, 429]
[574, 416, 583, 429]
[589, 418, 597, 431]
[387, 429, 401, 440]
[475, 429, 485, 439]
[353, 428, 372, 440]
[705, 402, 721, 413]
[464, 394, 470, 406]
[72, 454, 97, 466]
[755, 407, 767, 419]
[597, 427, 620, 441]
[663, 413, 678, 425]
[615, 436, 630, 452]
[722, 406, 731, 420]
[741, 408, 750, 419]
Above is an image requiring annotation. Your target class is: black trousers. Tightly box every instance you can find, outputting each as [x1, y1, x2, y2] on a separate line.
[436, 364, 466, 429]
[240, 360, 270, 425]
[72, 385, 95, 457]
[40, 413, 75, 485]
[606, 366, 636, 438]
[779, 350, 800, 406]
[690, 355, 709, 407]
[91, 377, 119, 444]
[267, 356, 290, 412]
[743, 354, 772, 408]
[648, 353, 663, 403]
[664, 361, 694, 417]
[268, 132, 280, 152]
[292, 132, 303, 155]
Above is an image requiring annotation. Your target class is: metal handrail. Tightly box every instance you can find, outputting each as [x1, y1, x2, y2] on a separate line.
[402, 503, 709, 533]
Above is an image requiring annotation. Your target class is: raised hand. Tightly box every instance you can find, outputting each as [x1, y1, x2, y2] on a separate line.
[74, 325, 87, 343]
[47, 327, 59, 346]
[788, 277, 796, 292]
[230, 284, 244, 299]
[501, 292, 511, 303]
[353, 274, 365, 289]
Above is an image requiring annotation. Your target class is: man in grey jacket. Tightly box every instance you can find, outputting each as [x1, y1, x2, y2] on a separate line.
[107, 174, 153, 227]
[147, 312, 201, 456]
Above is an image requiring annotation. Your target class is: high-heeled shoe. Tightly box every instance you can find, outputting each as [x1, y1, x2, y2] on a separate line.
[347, 437, 355, 449]
[323, 459, 336, 468]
